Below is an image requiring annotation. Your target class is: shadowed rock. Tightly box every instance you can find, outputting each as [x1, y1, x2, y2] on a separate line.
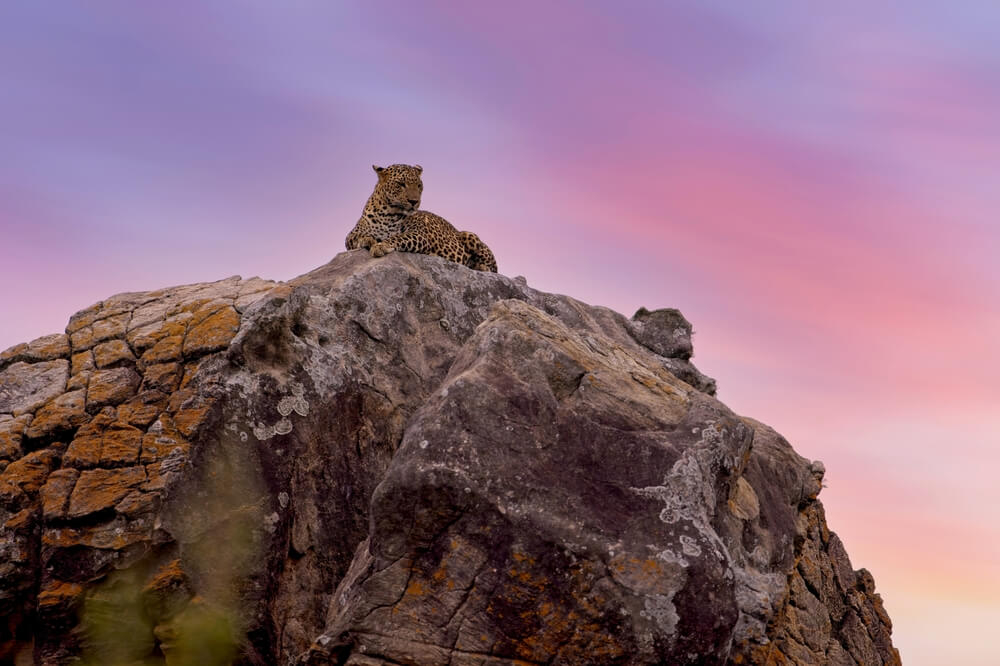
[0, 251, 898, 665]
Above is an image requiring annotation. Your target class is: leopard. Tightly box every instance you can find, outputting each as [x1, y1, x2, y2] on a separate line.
[345, 164, 498, 273]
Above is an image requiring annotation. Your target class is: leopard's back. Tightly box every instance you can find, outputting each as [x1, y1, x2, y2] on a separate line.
[347, 164, 497, 272]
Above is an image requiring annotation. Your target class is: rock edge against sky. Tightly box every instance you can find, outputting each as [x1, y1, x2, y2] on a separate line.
[0, 251, 898, 665]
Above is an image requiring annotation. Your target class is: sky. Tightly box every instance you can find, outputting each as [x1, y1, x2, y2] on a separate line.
[2, 2, 998, 663]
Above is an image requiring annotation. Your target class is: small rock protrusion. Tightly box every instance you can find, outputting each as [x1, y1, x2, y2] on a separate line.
[629, 307, 694, 360]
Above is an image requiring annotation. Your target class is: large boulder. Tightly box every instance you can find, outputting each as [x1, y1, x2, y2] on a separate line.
[0, 251, 898, 665]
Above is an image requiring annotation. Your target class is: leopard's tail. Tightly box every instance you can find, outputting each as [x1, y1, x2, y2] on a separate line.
[459, 231, 498, 273]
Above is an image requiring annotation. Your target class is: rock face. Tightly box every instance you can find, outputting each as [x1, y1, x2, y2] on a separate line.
[0, 251, 899, 665]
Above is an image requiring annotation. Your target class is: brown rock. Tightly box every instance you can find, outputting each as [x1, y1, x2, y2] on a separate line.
[142, 362, 181, 393]
[115, 489, 158, 517]
[69, 313, 131, 351]
[0, 342, 29, 367]
[66, 302, 103, 335]
[69, 326, 94, 351]
[140, 418, 189, 464]
[0, 333, 70, 368]
[42, 514, 153, 550]
[141, 335, 184, 364]
[66, 466, 146, 519]
[93, 340, 136, 368]
[116, 397, 164, 429]
[4, 507, 34, 531]
[86, 368, 141, 412]
[66, 370, 91, 392]
[37, 581, 85, 613]
[172, 406, 211, 438]
[91, 313, 130, 346]
[165, 387, 199, 413]
[0, 449, 59, 498]
[40, 468, 80, 519]
[140, 438, 187, 467]
[182, 306, 239, 356]
[24, 389, 87, 439]
[142, 559, 192, 619]
[128, 314, 189, 354]
[64, 417, 142, 468]
[71, 350, 95, 375]
[100, 423, 144, 466]
[0, 414, 32, 460]
[62, 413, 113, 468]
[127, 300, 172, 333]
[32, 334, 72, 360]
[755, 502, 901, 666]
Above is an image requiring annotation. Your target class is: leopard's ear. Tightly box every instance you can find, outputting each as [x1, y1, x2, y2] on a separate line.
[414, 164, 423, 174]
[373, 165, 385, 176]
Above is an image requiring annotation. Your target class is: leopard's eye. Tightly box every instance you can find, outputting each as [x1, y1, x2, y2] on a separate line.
[396, 180, 406, 188]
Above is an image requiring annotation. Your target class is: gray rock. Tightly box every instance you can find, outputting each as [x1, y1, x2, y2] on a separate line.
[629, 306, 694, 360]
[0, 360, 69, 417]
[0, 251, 898, 666]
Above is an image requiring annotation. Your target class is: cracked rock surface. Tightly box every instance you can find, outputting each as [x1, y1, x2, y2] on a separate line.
[0, 251, 898, 665]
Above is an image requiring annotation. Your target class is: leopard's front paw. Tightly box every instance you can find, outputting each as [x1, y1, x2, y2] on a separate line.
[358, 235, 376, 250]
[370, 242, 395, 258]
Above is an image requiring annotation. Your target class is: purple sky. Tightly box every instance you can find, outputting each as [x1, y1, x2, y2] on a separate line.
[2, 3, 999, 662]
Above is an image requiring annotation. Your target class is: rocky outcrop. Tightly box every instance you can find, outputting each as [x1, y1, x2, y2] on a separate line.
[0, 251, 898, 665]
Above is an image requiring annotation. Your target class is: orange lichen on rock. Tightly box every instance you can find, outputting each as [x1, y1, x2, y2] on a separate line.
[1, 333, 70, 366]
[37, 581, 85, 613]
[140, 334, 184, 364]
[24, 390, 87, 439]
[116, 397, 164, 429]
[93, 339, 135, 368]
[182, 306, 240, 356]
[86, 368, 141, 412]
[141, 362, 181, 393]
[64, 417, 143, 469]
[66, 466, 146, 519]
[0, 414, 32, 460]
[142, 559, 193, 620]
[70, 349, 95, 375]
[172, 406, 212, 438]
[40, 468, 80, 519]
[0, 449, 59, 497]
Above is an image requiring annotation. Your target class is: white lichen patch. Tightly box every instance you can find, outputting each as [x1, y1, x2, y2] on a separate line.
[640, 594, 680, 635]
[277, 396, 296, 416]
[253, 423, 276, 441]
[679, 534, 701, 557]
[631, 421, 746, 568]
[248, 382, 311, 440]
[264, 512, 280, 533]
[655, 548, 688, 567]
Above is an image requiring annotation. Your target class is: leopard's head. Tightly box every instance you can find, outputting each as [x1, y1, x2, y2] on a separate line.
[372, 164, 423, 213]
